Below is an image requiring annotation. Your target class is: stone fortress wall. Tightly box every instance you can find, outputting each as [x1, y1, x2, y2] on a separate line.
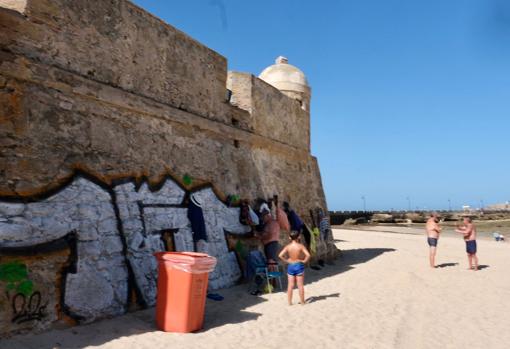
[0, 0, 336, 337]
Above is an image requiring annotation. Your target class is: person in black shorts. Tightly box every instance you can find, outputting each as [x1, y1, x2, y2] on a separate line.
[456, 217, 479, 271]
[425, 213, 441, 268]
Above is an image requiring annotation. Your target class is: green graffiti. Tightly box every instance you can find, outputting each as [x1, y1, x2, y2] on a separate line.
[182, 173, 193, 186]
[0, 261, 34, 296]
[234, 240, 247, 258]
[229, 194, 240, 204]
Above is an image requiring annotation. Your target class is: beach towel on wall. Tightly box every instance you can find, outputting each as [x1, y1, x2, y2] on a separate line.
[311, 227, 320, 255]
[249, 206, 260, 225]
[259, 202, 270, 215]
[288, 210, 304, 232]
[303, 224, 319, 256]
[240, 202, 260, 226]
[239, 201, 252, 225]
[319, 217, 331, 241]
[302, 224, 312, 249]
[187, 194, 207, 242]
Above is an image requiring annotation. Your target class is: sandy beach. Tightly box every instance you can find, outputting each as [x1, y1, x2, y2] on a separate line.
[2, 228, 510, 349]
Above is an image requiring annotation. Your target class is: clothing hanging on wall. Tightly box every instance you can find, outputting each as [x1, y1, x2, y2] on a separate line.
[239, 201, 251, 225]
[317, 208, 331, 241]
[187, 193, 207, 242]
[319, 217, 331, 241]
[301, 223, 312, 248]
[287, 210, 304, 232]
[311, 227, 320, 255]
[304, 224, 318, 255]
[239, 201, 260, 226]
[259, 202, 270, 215]
[249, 206, 260, 226]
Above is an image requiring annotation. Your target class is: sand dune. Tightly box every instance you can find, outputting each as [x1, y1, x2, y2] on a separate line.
[2, 228, 510, 349]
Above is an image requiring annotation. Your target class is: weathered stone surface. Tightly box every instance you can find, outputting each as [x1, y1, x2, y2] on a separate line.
[191, 187, 250, 289]
[173, 227, 194, 252]
[0, 177, 129, 327]
[64, 271, 117, 320]
[0, 1, 326, 219]
[0, 0, 26, 13]
[111, 179, 252, 306]
[228, 72, 310, 151]
[0, 0, 336, 337]
[0, 250, 70, 336]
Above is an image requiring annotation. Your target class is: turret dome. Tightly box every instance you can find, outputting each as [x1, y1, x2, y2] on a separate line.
[259, 56, 310, 95]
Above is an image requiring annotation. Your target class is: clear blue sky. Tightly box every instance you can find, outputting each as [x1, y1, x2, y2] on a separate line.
[133, 0, 510, 211]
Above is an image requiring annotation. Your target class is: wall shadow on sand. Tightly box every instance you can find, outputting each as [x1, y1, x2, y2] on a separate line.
[0, 287, 264, 349]
[305, 248, 396, 285]
[0, 248, 394, 348]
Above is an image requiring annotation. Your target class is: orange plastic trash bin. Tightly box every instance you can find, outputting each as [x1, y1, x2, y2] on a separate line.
[154, 252, 217, 333]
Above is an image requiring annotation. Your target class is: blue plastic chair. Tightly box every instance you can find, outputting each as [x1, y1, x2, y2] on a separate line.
[255, 261, 283, 293]
[248, 250, 283, 293]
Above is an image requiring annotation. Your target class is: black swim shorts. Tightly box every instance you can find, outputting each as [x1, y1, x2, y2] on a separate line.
[264, 241, 280, 262]
[466, 240, 477, 254]
[427, 237, 438, 247]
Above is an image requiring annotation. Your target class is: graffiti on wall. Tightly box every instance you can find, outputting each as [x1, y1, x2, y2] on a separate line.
[0, 261, 48, 324]
[0, 171, 250, 335]
[0, 261, 33, 298]
[0, 232, 77, 334]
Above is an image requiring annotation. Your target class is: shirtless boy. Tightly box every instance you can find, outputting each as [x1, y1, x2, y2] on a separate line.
[456, 217, 479, 271]
[425, 213, 442, 268]
[278, 231, 311, 305]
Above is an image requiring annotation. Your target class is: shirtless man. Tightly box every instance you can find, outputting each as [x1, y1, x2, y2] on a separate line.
[456, 217, 478, 271]
[278, 231, 311, 305]
[425, 213, 442, 268]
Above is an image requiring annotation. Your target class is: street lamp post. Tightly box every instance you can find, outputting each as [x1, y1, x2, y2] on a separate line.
[361, 195, 366, 212]
[448, 198, 452, 211]
[406, 196, 411, 211]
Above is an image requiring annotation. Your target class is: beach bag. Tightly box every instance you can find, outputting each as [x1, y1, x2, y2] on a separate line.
[248, 206, 260, 226]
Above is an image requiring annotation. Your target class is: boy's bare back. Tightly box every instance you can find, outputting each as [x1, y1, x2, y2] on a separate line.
[282, 241, 310, 264]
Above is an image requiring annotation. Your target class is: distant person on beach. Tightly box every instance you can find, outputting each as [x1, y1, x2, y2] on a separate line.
[278, 231, 311, 305]
[426, 213, 442, 268]
[456, 217, 479, 271]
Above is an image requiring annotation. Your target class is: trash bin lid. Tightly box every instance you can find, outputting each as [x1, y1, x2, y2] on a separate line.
[154, 252, 217, 273]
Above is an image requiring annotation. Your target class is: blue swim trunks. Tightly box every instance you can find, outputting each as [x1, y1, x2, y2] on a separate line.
[287, 262, 305, 276]
[427, 237, 438, 247]
[466, 240, 477, 254]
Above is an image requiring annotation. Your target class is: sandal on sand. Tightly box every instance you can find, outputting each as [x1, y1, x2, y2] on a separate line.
[207, 293, 224, 301]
